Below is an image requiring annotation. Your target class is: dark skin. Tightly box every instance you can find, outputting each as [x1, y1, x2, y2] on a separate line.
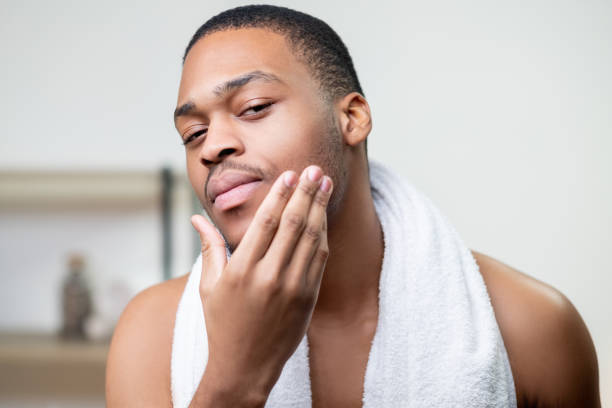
[106, 28, 600, 407]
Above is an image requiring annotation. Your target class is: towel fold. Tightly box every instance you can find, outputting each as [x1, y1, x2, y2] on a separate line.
[171, 161, 517, 407]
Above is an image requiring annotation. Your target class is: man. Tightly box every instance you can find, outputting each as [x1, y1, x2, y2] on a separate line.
[106, 5, 600, 407]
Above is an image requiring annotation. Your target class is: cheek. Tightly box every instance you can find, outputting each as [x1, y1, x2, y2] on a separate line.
[186, 154, 208, 204]
[246, 103, 330, 168]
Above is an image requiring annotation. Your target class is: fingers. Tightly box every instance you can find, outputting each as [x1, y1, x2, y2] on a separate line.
[234, 170, 298, 263]
[289, 176, 332, 287]
[191, 214, 227, 295]
[305, 214, 329, 290]
[264, 166, 329, 268]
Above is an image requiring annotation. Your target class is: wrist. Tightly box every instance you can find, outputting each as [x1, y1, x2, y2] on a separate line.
[190, 361, 271, 408]
[190, 383, 267, 408]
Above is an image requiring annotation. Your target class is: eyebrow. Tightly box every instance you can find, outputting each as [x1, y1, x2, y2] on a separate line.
[173, 70, 282, 121]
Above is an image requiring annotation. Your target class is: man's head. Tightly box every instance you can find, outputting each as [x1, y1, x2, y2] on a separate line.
[183, 5, 364, 103]
[174, 5, 372, 250]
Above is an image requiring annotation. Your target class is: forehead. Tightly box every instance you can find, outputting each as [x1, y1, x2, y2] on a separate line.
[178, 28, 313, 102]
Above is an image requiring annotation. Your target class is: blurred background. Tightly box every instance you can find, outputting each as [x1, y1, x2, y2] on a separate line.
[1, 0, 610, 406]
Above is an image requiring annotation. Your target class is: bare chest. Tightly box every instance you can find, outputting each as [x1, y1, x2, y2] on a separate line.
[307, 318, 377, 408]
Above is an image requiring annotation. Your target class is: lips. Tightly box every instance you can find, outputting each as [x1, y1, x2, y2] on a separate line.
[207, 171, 263, 211]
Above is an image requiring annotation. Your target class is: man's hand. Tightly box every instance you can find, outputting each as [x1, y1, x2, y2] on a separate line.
[189, 165, 333, 407]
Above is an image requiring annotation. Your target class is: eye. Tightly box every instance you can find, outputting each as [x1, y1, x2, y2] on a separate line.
[182, 128, 207, 145]
[240, 102, 273, 117]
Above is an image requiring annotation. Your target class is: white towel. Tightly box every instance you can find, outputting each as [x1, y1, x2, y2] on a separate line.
[171, 161, 517, 407]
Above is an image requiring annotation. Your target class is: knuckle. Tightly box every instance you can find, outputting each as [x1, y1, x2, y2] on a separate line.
[200, 241, 216, 256]
[256, 274, 281, 294]
[284, 212, 305, 231]
[201, 238, 224, 254]
[316, 247, 329, 262]
[284, 281, 308, 302]
[221, 269, 240, 289]
[303, 223, 321, 241]
[275, 184, 292, 200]
[259, 212, 279, 232]
[283, 280, 300, 298]
[298, 181, 317, 196]
[313, 191, 329, 207]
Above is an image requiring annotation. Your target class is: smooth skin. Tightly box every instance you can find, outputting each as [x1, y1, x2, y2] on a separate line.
[106, 28, 600, 407]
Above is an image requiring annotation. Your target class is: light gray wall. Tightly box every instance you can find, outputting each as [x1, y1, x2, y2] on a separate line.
[1, 0, 610, 402]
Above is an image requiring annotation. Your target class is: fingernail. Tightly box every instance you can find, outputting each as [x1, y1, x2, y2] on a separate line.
[307, 166, 322, 182]
[283, 171, 297, 187]
[320, 176, 332, 193]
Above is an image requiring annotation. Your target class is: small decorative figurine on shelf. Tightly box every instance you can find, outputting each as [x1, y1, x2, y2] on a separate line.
[60, 254, 92, 340]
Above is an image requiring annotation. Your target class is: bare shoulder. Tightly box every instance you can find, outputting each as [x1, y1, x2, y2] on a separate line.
[471, 250, 600, 408]
[106, 273, 190, 407]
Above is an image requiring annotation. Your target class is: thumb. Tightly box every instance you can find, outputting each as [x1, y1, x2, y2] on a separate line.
[191, 214, 227, 296]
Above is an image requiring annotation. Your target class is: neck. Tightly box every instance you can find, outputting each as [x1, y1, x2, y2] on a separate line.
[310, 159, 384, 327]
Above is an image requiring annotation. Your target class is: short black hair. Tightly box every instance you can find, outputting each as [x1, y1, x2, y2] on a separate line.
[183, 5, 364, 101]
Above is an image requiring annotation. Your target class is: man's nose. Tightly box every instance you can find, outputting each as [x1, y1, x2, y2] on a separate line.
[199, 120, 245, 166]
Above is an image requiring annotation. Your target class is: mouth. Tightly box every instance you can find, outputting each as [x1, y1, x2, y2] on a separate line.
[207, 172, 263, 211]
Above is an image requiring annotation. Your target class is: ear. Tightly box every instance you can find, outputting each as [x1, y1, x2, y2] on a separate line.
[337, 92, 372, 147]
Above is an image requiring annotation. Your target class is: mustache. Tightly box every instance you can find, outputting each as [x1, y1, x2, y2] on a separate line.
[204, 160, 270, 198]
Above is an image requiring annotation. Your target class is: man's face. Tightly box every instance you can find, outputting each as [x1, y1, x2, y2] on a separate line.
[175, 28, 344, 250]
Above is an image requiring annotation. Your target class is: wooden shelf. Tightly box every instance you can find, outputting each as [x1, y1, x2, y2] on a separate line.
[0, 169, 189, 209]
[0, 332, 108, 398]
[0, 332, 108, 364]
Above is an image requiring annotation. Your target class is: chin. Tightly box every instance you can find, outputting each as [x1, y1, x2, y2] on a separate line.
[213, 207, 255, 254]
[210, 183, 271, 253]
[222, 231, 241, 254]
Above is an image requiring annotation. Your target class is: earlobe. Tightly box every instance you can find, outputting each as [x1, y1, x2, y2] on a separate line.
[338, 92, 372, 147]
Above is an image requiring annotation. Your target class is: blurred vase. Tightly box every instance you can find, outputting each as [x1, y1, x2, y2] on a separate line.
[60, 254, 92, 340]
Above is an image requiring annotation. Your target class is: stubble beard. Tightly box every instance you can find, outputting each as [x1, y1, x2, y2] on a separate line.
[219, 115, 346, 256]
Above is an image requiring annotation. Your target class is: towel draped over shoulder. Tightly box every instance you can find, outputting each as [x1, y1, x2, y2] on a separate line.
[171, 161, 517, 407]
